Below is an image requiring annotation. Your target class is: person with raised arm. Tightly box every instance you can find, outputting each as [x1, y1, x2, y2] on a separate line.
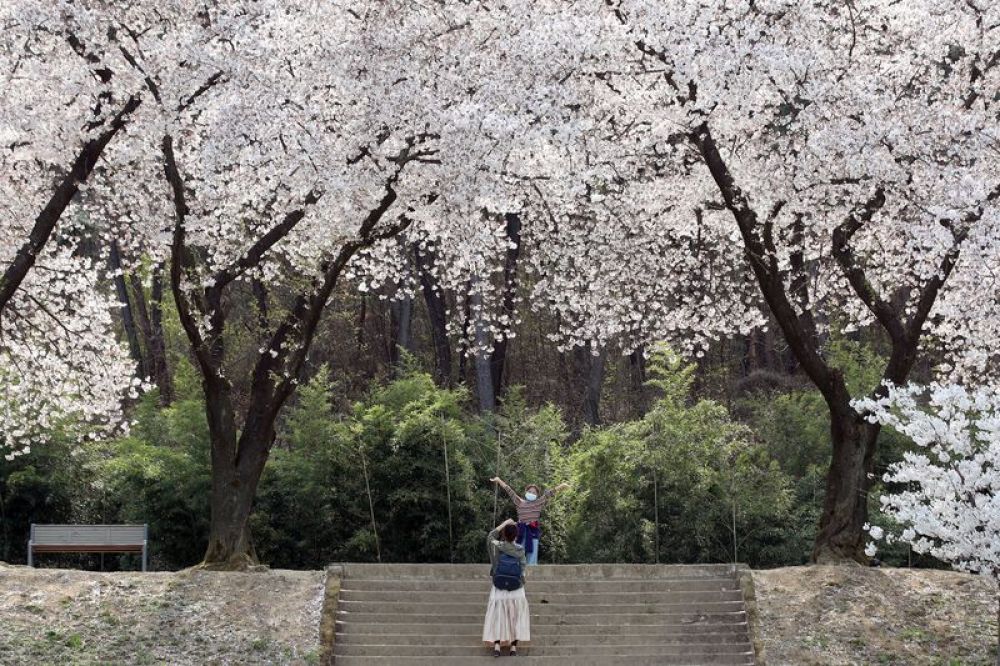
[490, 477, 571, 566]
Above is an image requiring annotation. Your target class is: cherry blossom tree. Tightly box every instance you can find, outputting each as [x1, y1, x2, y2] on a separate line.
[595, 0, 1000, 561]
[102, 0, 648, 566]
[858, 383, 1000, 665]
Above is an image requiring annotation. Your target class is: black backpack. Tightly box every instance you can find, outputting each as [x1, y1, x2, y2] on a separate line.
[492, 552, 523, 591]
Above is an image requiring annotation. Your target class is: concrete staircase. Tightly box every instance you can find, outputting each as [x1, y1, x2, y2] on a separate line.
[330, 563, 758, 665]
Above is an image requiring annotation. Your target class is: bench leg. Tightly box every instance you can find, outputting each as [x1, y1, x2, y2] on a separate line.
[142, 543, 148, 572]
[27, 542, 32, 568]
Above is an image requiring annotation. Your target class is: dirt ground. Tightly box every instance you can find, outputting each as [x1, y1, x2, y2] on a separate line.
[3, 561, 997, 665]
[754, 565, 999, 665]
[0, 562, 325, 665]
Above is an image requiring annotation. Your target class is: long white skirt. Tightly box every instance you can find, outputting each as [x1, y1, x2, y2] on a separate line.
[482, 585, 531, 645]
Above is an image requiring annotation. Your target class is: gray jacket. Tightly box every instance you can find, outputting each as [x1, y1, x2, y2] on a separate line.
[487, 526, 527, 582]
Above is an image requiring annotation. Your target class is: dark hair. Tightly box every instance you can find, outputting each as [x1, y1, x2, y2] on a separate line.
[525, 484, 541, 495]
[501, 524, 518, 542]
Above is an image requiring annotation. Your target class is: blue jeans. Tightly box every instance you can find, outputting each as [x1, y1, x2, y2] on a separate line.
[526, 538, 539, 565]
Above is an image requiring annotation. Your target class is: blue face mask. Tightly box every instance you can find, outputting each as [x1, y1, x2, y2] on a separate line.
[524, 492, 538, 502]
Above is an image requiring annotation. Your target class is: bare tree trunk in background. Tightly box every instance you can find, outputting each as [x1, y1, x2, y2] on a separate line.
[488, 213, 522, 401]
[108, 240, 145, 373]
[355, 293, 367, 352]
[389, 292, 413, 372]
[470, 287, 496, 413]
[148, 265, 173, 404]
[575, 345, 607, 427]
[459, 283, 471, 383]
[127, 263, 174, 405]
[628, 346, 649, 418]
[415, 244, 452, 386]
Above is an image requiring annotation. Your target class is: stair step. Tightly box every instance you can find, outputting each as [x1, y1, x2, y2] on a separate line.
[331, 655, 755, 665]
[334, 563, 740, 581]
[338, 633, 753, 647]
[331, 564, 756, 666]
[337, 610, 746, 625]
[335, 621, 750, 637]
[340, 589, 744, 604]
[338, 599, 746, 614]
[334, 643, 755, 657]
[340, 578, 739, 593]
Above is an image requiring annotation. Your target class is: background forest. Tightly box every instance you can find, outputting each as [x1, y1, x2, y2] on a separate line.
[0, 279, 927, 572]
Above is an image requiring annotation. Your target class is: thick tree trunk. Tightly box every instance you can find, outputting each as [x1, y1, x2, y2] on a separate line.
[200, 380, 277, 568]
[203, 459, 260, 568]
[812, 391, 881, 563]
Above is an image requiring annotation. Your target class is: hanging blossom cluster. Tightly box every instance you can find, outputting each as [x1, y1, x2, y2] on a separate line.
[856, 383, 1000, 580]
[0, 244, 144, 460]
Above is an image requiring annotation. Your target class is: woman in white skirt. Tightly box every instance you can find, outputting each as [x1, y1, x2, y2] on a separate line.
[483, 517, 530, 657]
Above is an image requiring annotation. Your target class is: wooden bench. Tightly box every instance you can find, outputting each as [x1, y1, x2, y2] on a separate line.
[28, 524, 148, 571]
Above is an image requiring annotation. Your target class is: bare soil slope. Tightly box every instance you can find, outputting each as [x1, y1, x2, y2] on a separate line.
[754, 565, 998, 665]
[0, 563, 324, 665]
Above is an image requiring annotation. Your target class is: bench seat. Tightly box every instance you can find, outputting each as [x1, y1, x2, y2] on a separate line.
[28, 524, 148, 571]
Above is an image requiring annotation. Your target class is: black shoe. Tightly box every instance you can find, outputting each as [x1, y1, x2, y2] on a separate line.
[493, 643, 501, 658]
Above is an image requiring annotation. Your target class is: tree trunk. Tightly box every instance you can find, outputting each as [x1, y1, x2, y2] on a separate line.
[576, 345, 607, 426]
[389, 292, 413, 372]
[201, 386, 275, 568]
[415, 244, 452, 386]
[125, 261, 173, 404]
[994, 587, 999, 666]
[489, 213, 522, 401]
[812, 391, 881, 563]
[471, 289, 496, 412]
[356, 293, 367, 352]
[147, 266, 174, 404]
[108, 240, 145, 372]
[203, 459, 260, 568]
[629, 346, 648, 418]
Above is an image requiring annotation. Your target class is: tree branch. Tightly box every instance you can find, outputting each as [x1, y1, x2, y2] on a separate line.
[162, 133, 217, 378]
[690, 121, 840, 400]
[830, 188, 906, 343]
[210, 190, 322, 291]
[0, 95, 142, 314]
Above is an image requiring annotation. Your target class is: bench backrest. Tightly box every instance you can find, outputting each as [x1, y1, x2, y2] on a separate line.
[31, 524, 147, 547]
